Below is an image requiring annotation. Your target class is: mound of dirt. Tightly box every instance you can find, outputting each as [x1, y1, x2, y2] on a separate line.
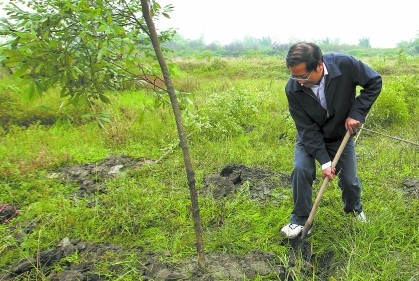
[55, 155, 152, 197]
[402, 177, 419, 198]
[1, 235, 338, 281]
[0, 204, 19, 224]
[142, 250, 288, 281]
[201, 164, 291, 201]
[1, 237, 122, 281]
[1, 236, 332, 281]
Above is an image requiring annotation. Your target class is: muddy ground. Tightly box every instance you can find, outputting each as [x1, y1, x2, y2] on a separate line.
[1, 155, 418, 280]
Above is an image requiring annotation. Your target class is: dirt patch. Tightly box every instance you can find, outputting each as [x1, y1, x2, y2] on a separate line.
[54, 155, 153, 197]
[0, 204, 19, 224]
[200, 164, 291, 201]
[1, 237, 335, 281]
[1, 237, 122, 281]
[142, 250, 287, 280]
[402, 177, 419, 198]
[1, 236, 339, 281]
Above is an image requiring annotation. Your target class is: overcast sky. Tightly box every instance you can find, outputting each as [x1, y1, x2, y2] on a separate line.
[156, 0, 419, 48]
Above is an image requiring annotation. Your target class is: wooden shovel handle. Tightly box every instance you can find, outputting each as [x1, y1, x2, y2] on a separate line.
[300, 131, 351, 239]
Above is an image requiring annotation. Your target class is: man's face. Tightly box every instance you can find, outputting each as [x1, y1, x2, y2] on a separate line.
[289, 62, 323, 88]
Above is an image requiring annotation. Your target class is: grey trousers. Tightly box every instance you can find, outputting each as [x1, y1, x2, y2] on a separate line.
[289, 137, 362, 225]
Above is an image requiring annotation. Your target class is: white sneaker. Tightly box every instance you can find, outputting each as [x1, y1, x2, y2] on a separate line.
[356, 211, 367, 223]
[280, 223, 312, 239]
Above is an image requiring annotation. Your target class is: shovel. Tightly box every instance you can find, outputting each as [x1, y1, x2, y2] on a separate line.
[300, 130, 351, 239]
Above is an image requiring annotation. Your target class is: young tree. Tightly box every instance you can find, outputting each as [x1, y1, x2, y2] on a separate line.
[140, 0, 206, 268]
[0, 0, 173, 105]
[0, 0, 206, 269]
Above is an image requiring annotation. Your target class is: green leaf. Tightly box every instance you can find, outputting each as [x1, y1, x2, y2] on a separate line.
[97, 24, 108, 33]
[97, 48, 104, 61]
[73, 66, 83, 75]
[13, 65, 29, 77]
[42, 30, 49, 39]
[60, 87, 71, 98]
[113, 25, 126, 36]
[99, 94, 111, 104]
[24, 83, 36, 101]
[97, 119, 105, 129]
[35, 80, 45, 95]
[154, 2, 161, 9]
[15, 31, 35, 39]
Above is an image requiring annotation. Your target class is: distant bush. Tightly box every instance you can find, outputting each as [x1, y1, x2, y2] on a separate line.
[184, 87, 259, 139]
[370, 82, 410, 126]
[369, 59, 396, 76]
[368, 56, 419, 76]
[207, 58, 229, 71]
[393, 75, 419, 114]
[347, 49, 369, 57]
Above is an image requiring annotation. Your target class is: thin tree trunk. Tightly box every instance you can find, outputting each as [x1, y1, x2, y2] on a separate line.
[140, 0, 206, 269]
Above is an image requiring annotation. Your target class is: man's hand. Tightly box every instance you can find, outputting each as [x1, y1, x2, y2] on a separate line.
[345, 117, 362, 134]
[322, 167, 336, 180]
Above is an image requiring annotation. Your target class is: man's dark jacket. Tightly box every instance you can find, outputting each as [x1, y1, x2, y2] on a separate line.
[285, 53, 382, 165]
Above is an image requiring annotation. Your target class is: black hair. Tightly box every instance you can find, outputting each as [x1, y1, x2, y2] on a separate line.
[286, 42, 323, 72]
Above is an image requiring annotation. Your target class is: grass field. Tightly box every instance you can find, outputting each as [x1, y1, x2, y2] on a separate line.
[0, 55, 418, 280]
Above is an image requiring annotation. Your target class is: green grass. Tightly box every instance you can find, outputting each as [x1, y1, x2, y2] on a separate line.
[0, 55, 418, 280]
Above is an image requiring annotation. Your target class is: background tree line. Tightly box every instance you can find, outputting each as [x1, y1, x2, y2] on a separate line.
[163, 33, 419, 58]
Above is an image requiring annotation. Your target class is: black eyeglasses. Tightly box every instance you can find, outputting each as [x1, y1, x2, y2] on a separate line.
[289, 70, 314, 81]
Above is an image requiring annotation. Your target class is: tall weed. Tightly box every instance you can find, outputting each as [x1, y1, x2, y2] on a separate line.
[369, 85, 409, 126]
[184, 87, 260, 140]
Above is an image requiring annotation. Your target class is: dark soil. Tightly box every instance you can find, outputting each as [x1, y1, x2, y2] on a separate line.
[2, 155, 417, 280]
[56, 154, 154, 197]
[200, 164, 291, 201]
[402, 177, 419, 198]
[0, 204, 18, 224]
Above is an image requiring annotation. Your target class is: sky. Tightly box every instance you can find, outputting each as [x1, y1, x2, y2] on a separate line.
[155, 0, 419, 48]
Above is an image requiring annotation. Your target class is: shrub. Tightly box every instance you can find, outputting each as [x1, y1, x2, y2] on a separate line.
[369, 86, 409, 126]
[392, 75, 418, 114]
[184, 87, 259, 139]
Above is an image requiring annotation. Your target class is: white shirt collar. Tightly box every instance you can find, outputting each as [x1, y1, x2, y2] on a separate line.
[323, 62, 328, 76]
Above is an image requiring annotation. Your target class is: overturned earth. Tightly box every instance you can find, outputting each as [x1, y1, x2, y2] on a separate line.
[2, 155, 418, 280]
